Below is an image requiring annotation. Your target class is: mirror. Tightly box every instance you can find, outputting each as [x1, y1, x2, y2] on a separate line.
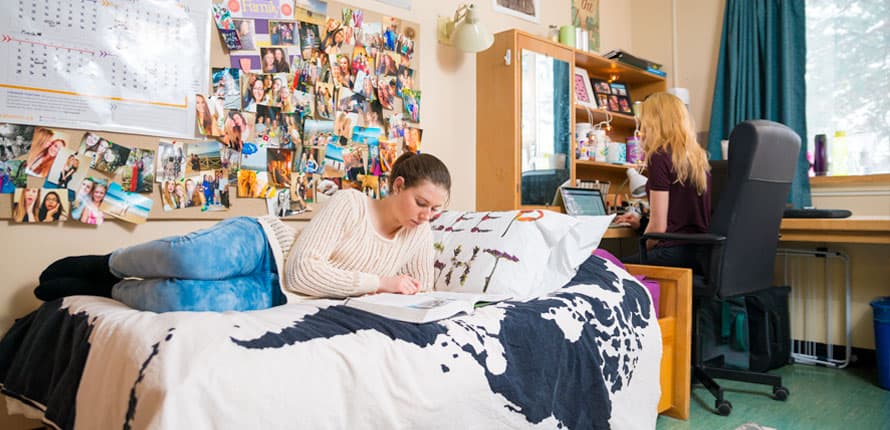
[520, 49, 570, 206]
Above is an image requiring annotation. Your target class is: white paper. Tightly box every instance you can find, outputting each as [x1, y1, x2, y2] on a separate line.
[0, 0, 211, 139]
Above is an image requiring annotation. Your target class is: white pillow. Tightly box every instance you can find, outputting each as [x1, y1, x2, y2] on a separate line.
[430, 210, 614, 298]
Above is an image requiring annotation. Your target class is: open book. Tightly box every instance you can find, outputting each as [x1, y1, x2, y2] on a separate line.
[344, 291, 511, 323]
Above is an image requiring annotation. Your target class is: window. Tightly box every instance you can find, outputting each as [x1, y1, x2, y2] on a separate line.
[805, 0, 889, 176]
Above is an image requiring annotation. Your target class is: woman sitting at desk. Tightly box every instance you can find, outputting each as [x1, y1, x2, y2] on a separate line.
[614, 92, 711, 270]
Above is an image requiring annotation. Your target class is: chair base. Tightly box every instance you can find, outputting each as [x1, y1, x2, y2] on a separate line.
[693, 363, 789, 416]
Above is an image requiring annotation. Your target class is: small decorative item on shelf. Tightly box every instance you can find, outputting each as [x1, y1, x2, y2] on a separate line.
[573, 67, 596, 109]
[626, 136, 643, 164]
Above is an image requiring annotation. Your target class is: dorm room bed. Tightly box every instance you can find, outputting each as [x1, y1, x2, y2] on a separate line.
[0, 255, 690, 430]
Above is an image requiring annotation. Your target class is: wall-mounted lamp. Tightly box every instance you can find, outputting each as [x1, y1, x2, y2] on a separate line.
[437, 4, 494, 53]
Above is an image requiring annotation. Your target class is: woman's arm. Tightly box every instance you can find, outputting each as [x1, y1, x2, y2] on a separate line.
[397, 228, 435, 292]
[644, 190, 669, 250]
[285, 191, 381, 298]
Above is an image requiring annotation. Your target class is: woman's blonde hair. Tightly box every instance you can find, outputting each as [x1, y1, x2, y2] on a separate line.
[639, 92, 710, 194]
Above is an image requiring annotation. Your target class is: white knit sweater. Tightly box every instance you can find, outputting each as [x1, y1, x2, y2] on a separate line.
[257, 189, 434, 301]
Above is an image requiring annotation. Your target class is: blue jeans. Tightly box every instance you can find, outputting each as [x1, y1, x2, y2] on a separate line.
[109, 217, 284, 312]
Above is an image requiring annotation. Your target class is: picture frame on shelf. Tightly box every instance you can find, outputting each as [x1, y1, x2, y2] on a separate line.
[573, 67, 597, 110]
[592, 79, 611, 95]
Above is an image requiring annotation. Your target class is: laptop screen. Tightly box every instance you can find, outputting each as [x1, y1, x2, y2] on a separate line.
[560, 187, 607, 216]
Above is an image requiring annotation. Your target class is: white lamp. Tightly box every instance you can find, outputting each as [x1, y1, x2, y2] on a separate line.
[437, 4, 494, 53]
[626, 167, 648, 198]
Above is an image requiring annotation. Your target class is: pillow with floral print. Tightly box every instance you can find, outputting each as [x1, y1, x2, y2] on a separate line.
[430, 210, 614, 298]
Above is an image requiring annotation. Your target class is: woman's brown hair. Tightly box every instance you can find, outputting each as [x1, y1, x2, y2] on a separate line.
[390, 152, 451, 193]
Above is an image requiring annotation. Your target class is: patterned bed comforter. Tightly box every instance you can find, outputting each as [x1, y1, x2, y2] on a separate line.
[0, 256, 661, 430]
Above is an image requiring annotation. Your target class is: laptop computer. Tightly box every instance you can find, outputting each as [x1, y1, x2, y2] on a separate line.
[560, 186, 609, 216]
[559, 187, 630, 227]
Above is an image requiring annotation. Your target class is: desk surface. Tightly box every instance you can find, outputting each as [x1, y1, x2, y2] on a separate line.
[603, 216, 890, 244]
[779, 216, 890, 244]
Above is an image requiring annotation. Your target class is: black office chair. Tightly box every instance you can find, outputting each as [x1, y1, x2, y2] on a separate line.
[640, 120, 798, 416]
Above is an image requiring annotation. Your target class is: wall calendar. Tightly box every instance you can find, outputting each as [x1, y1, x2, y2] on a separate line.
[0, 0, 211, 138]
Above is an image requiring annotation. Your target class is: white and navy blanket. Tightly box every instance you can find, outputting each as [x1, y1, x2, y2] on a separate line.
[0, 256, 661, 429]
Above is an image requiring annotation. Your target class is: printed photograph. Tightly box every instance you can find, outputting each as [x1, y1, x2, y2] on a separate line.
[610, 82, 628, 97]
[121, 148, 156, 193]
[233, 19, 256, 51]
[299, 22, 321, 57]
[221, 146, 242, 182]
[401, 89, 421, 123]
[268, 186, 307, 217]
[385, 112, 406, 140]
[376, 51, 398, 76]
[221, 110, 248, 152]
[334, 111, 358, 144]
[64, 153, 94, 193]
[281, 113, 302, 149]
[195, 94, 220, 136]
[256, 104, 283, 147]
[315, 83, 335, 119]
[396, 66, 414, 96]
[44, 148, 79, 189]
[261, 47, 291, 73]
[186, 141, 222, 175]
[343, 143, 367, 181]
[156, 140, 186, 183]
[379, 139, 399, 173]
[593, 79, 611, 94]
[0, 123, 34, 162]
[212, 67, 242, 110]
[298, 145, 324, 174]
[363, 100, 384, 129]
[323, 142, 345, 178]
[12, 188, 69, 223]
[91, 139, 131, 176]
[293, 89, 315, 117]
[269, 21, 297, 46]
[377, 75, 397, 110]
[0, 160, 27, 193]
[403, 127, 423, 153]
[382, 16, 401, 51]
[291, 171, 315, 204]
[100, 182, 153, 224]
[267, 148, 294, 188]
[71, 178, 108, 225]
[303, 119, 334, 148]
[25, 127, 68, 178]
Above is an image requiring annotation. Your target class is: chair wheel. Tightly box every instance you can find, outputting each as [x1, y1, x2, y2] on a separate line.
[772, 386, 789, 401]
[715, 399, 732, 416]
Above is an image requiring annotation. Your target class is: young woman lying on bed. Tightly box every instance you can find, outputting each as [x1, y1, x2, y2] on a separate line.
[35, 152, 451, 312]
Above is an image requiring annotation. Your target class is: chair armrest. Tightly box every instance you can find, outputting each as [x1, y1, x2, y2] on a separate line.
[640, 232, 727, 245]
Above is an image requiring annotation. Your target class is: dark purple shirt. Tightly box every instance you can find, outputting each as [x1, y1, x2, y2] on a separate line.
[646, 151, 711, 247]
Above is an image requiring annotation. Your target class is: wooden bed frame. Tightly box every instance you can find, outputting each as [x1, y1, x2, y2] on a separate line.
[625, 264, 692, 420]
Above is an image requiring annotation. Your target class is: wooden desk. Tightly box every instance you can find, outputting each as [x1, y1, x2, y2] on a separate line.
[779, 216, 890, 244]
[603, 226, 636, 239]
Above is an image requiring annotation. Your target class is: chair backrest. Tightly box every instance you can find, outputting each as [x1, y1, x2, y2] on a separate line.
[707, 120, 800, 298]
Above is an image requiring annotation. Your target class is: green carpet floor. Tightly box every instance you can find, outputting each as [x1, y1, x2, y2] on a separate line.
[656, 364, 890, 430]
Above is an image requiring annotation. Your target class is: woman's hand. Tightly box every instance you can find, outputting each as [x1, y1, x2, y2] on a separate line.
[377, 275, 421, 295]
[614, 212, 642, 229]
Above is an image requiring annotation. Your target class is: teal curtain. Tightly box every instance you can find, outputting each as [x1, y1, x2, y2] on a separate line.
[707, 0, 811, 208]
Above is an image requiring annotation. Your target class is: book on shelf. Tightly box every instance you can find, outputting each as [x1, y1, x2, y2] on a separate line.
[344, 291, 511, 323]
[602, 49, 664, 73]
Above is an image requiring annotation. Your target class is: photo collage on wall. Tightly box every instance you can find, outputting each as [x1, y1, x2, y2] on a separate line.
[211, 1, 423, 218]
[5, 1, 423, 225]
